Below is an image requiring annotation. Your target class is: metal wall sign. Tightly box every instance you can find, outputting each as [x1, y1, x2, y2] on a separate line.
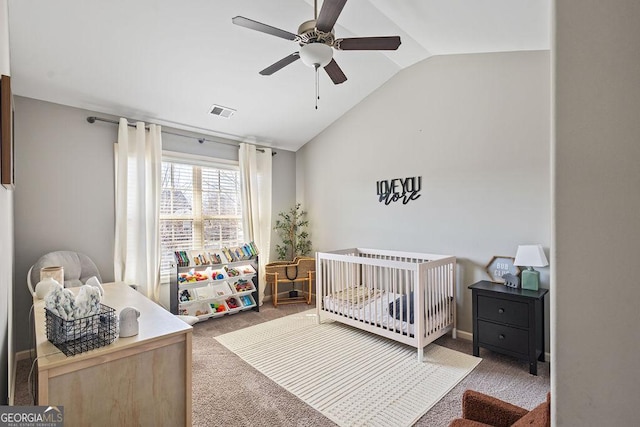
[376, 176, 422, 205]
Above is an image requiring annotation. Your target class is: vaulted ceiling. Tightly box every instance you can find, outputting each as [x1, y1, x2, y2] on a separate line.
[7, 0, 550, 151]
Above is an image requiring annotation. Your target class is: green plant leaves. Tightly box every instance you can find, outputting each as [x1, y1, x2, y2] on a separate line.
[273, 203, 312, 260]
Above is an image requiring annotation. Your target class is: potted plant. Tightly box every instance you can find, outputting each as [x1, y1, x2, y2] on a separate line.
[273, 203, 312, 261]
[269, 203, 313, 299]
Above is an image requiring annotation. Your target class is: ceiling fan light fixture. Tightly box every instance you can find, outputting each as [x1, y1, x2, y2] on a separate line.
[299, 43, 333, 68]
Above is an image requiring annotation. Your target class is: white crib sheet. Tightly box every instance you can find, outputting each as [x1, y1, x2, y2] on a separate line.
[323, 292, 452, 336]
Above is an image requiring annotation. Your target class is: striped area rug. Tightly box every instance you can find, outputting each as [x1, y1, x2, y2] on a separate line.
[215, 310, 481, 427]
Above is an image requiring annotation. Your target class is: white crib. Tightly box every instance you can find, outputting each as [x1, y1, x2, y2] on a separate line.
[316, 248, 457, 361]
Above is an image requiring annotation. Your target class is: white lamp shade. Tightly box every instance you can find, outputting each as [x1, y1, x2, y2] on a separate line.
[514, 244, 549, 267]
[299, 43, 333, 68]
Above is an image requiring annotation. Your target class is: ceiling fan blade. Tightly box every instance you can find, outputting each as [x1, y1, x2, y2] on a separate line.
[259, 53, 300, 76]
[335, 36, 401, 51]
[232, 16, 297, 41]
[324, 59, 347, 84]
[316, 0, 348, 32]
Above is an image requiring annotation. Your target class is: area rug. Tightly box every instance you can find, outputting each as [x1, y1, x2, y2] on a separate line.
[215, 310, 481, 427]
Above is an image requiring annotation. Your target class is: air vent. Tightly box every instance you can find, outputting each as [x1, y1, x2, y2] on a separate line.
[209, 104, 236, 119]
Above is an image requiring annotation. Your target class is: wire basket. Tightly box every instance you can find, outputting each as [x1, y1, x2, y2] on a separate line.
[45, 304, 118, 356]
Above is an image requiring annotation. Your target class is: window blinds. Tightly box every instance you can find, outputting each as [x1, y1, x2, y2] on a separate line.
[159, 156, 244, 283]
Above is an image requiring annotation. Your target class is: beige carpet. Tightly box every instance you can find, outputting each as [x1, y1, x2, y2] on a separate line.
[216, 310, 481, 427]
[14, 303, 549, 425]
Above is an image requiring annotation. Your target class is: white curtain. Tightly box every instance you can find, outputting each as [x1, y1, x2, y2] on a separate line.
[239, 143, 272, 306]
[114, 118, 162, 301]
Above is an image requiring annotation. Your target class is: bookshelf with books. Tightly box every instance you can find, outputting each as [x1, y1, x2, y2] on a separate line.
[169, 243, 260, 321]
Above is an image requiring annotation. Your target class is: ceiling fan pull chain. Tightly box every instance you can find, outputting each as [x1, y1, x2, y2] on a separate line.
[315, 64, 320, 109]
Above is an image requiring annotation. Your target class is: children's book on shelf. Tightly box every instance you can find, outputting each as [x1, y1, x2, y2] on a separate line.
[220, 242, 260, 263]
[208, 250, 224, 265]
[174, 251, 190, 267]
[174, 242, 258, 267]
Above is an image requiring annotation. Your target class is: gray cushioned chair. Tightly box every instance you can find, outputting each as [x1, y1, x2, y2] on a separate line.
[27, 250, 102, 295]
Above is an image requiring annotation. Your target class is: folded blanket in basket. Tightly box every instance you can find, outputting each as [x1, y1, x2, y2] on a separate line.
[330, 286, 384, 305]
[45, 284, 102, 320]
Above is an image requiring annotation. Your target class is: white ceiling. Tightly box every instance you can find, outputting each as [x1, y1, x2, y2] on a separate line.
[7, 0, 550, 151]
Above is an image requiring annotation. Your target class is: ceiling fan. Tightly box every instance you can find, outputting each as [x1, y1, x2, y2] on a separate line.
[232, 0, 401, 86]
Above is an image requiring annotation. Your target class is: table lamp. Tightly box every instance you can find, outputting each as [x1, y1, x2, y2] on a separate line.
[514, 244, 548, 291]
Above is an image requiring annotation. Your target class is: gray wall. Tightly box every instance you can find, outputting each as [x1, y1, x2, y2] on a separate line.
[270, 149, 297, 259]
[296, 51, 551, 342]
[0, 0, 12, 405]
[12, 97, 296, 352]
[554, 1, 640, 425]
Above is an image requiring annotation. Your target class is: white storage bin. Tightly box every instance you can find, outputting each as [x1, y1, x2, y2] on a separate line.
[229, 278, 255, 294]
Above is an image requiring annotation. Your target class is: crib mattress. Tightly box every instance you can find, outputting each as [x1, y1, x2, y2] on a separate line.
[322, 292, 452, 336]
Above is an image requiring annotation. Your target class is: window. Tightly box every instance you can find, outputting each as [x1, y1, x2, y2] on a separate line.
[160, 153, 244, 283]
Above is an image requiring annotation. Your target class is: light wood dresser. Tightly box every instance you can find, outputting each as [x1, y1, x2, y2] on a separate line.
[33, 282, 192, 426]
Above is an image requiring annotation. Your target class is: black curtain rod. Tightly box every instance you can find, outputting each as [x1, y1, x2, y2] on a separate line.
[86, 116, 275, 155]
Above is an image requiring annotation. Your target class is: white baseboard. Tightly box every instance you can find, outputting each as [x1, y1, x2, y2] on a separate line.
[455, 329, 473, 341]
[16, 349, 32, 361]
[11, 350, 33, 405]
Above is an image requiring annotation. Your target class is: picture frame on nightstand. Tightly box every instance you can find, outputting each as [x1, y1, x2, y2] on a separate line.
[485, 256, 521, 284]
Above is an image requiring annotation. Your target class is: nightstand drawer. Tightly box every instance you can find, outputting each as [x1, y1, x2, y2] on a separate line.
[477, 320, 528, 355]
[477, 295, 528, 327]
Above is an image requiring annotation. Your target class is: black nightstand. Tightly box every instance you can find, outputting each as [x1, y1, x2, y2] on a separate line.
[469, 280, 548, 375]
